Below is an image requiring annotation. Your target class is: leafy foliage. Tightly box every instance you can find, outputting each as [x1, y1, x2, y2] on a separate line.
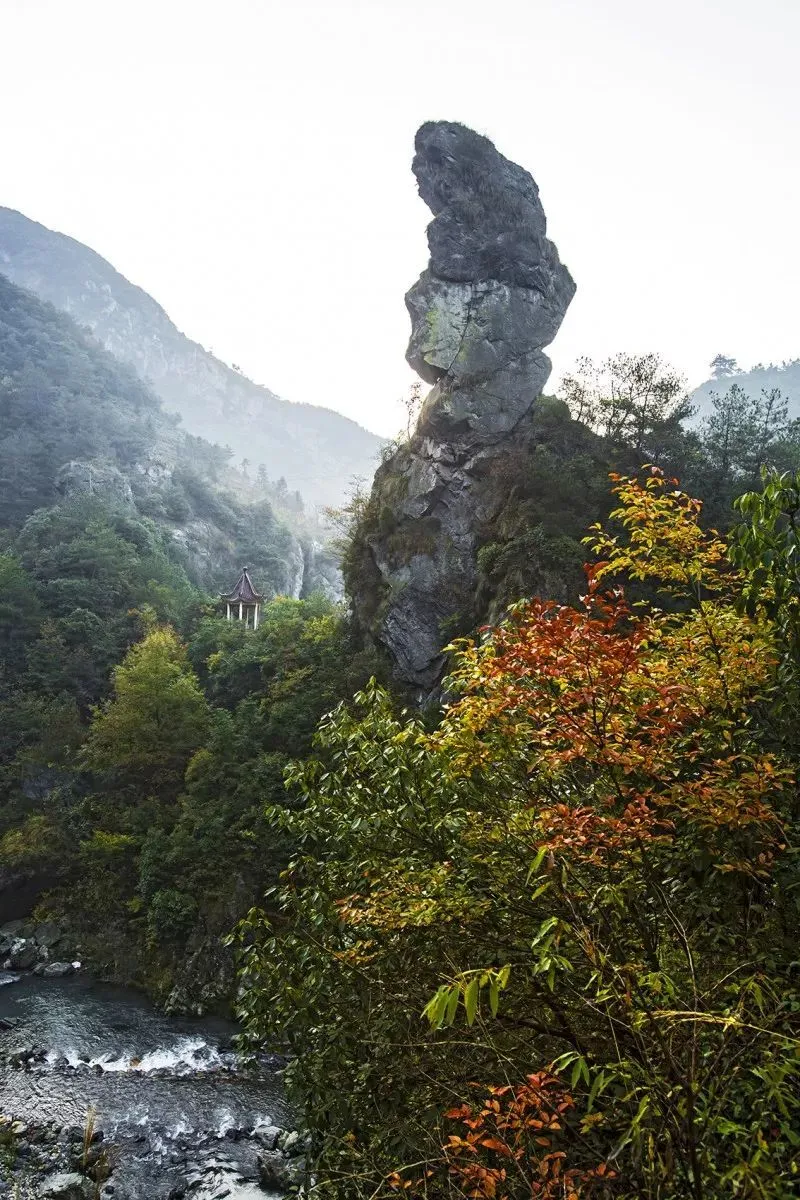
[81, 626, 211, 785]
[235, 469, 800, 1199]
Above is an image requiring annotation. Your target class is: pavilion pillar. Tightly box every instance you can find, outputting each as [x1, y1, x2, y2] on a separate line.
[226, 602, 231, 621]
[239, 602, 243, 621]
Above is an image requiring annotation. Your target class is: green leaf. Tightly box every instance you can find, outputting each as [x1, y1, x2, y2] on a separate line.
[464, 977, 479, 1025]
[588, 1070, 607, 1111]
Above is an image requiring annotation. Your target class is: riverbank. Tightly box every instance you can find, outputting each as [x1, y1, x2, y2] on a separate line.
[0, 973, 300, 1198]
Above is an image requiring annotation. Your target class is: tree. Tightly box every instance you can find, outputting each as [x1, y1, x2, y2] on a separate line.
[709, 353, 739, 379]
[0, 553, 41, 679]
[81, 626, 210, 788]
[235, 469, 800, 1200]
[560, 353, 692, 456]
[695, 386, 800, 527]
[730, 467, 800, 725]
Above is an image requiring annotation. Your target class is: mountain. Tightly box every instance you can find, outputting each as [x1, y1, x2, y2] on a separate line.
[691, 358, 800, 421]
[0, 271, 339, 600]
[0, 207, 383, 509]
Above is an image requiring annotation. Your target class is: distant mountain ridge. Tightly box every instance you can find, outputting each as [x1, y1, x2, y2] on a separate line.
[691, 359, 800, 421]
[0, 207, 383, 508]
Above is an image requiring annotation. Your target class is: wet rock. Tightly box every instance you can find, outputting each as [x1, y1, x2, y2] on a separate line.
[276, 1129, 301, 1156]
[250, 1123, 281, 1151]
[0, 919, 26, 938]
[8, 938, 38, 970]
[41, 961, 76, 978]
[257, 1149, 306, 1190]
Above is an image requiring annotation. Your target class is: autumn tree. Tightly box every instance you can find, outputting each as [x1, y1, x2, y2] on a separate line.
[236, 469, 800, 1200]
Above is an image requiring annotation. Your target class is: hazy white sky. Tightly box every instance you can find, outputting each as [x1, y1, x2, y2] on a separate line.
[1, 0, 798, 436]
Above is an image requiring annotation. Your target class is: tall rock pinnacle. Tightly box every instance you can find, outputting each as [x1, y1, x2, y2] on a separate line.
[348, 121, 576, 689]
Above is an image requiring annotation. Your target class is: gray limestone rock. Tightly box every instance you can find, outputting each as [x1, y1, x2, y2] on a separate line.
[55, 460, 134, 506]
[350, 121, 575, 689]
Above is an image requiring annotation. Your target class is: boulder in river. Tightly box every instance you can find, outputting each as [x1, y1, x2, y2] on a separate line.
[7, 939, 38, 971]
[41, 962, 76, 978]
[34, 921, 62, 950]
[258, 1148, 307, 1190]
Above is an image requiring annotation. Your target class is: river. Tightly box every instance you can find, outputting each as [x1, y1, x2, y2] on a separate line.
[0, 972, 291, 1198]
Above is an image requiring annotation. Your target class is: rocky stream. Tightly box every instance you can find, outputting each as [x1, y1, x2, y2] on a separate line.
[0, 924, 300, 1199]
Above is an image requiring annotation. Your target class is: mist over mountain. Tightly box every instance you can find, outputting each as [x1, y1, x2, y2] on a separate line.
[0, 207, 383, 509]
[0, 271, 339, 599]
[691, 357, 800, 420]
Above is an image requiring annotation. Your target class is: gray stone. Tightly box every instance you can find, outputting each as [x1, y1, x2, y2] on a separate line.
[250, 1123, 282, 1151]
[276, 1128, 301, 1155]
[34, 921, 62, 949]
[40, 1172, 93, 1199]
[8, 938, 38, 970]
[257, 1149, 306, 1190]
[41, 961, 76, 978]
[350, 121, 575, 689]
[55, 460, 134, 506]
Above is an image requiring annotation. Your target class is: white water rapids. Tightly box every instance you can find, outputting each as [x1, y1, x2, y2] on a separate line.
[0, 973, 290, 1198]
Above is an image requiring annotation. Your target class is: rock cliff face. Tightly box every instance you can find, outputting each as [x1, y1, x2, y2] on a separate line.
[0, 207, 383, 509]
[348, 121, 576, 689]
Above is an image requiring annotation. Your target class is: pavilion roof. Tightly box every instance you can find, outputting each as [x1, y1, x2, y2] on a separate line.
[220, 567, 263, 604]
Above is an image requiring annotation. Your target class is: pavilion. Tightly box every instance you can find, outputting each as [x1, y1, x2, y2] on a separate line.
[220, 567, 263, 629]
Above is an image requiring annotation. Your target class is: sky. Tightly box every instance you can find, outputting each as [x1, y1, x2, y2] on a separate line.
[1, 0, 799, 437]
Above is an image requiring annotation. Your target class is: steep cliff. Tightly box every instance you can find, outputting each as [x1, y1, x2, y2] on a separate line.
[0, 207, 382, 509]
[347, 121, 576, 688]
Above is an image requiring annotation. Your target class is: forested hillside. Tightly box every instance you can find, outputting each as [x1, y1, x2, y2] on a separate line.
[0, 206, 384, 508]
[0, 271, 371, 1005]
[0, 273, 338, 597]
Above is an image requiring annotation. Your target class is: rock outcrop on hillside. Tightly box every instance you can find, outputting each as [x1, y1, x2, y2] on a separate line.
[348, 121, 576, 689]
[0, 207, 383, 509]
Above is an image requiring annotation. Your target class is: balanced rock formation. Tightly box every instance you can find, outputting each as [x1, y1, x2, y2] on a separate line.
[348, 121, 576, 689]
